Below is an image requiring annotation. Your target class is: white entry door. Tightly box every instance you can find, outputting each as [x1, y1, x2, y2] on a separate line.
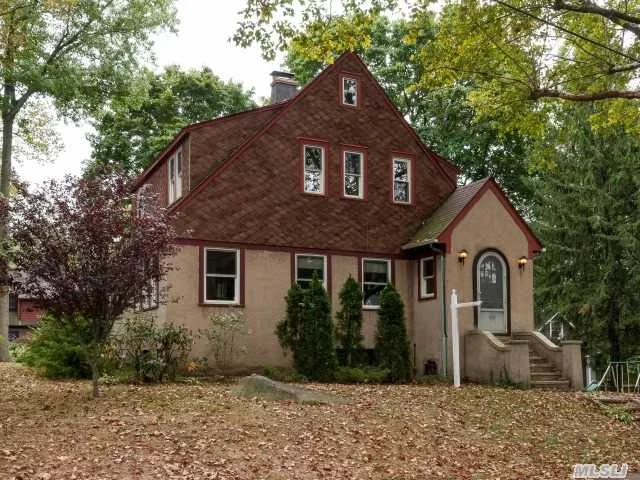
[476, 252, 508, 333]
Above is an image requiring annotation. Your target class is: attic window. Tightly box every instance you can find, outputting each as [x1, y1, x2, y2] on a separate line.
[168, 148, 182, 204]
[341, 76, 359, 106]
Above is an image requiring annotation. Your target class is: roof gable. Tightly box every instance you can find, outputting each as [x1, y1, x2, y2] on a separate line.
[404, 178, 543, 258]
[167, 52, 458, 213]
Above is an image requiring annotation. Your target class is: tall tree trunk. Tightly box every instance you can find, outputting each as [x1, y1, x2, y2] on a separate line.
[0, 84, 15, 362]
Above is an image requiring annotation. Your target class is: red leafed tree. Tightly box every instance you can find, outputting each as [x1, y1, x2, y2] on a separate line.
[10, 168, 176, 397]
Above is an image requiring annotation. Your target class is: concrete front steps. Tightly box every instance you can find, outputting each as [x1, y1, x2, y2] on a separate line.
[529, 348, 570, 391]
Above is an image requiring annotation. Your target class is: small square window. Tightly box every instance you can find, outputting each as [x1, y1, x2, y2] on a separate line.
[393, 158, 411, 204]
[303, 145, 325, 194]
[420, 257, 436, 299]
[342, 77, 358, 106]
[362, 258, 391, 308]
[295, 254, 326, 289]
[343, 150, 364, 199]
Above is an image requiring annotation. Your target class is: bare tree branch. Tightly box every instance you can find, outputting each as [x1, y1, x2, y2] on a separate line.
[553, 0, 640, 36]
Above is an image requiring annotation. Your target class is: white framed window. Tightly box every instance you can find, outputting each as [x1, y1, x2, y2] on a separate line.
[420, 257, 436, 299]
[136, 184, 150, 218]
[362, 258, 391, 308]
[137, 277, 159, 311]
[343, 150, 364, 199]
[168, 149, 182, 204]
[204, 248, 240, 304]
[303, 144, 325, 194]
[342, 77, 358, 106]
[295, 254, 327, 289]
[393, 158, 411, 204]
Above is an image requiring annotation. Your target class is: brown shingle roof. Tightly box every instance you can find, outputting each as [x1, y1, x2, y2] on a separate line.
[402, 178, 490, 250]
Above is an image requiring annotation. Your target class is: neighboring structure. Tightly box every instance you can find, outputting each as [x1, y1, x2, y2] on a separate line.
[132, 52, 582, 389]
[8, 293, 44, 340]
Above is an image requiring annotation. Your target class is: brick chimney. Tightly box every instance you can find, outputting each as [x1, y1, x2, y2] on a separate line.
[270, 71, 298, 103]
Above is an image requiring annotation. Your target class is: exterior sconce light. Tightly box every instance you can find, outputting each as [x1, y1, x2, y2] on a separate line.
[457, 250, 468, 265]
[518, 256, 528, 271]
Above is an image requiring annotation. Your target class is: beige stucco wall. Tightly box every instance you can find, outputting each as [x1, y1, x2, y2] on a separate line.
[445, 188, 535, 376]
[162, 246, 292, 369]
[411, 256, 444, 376]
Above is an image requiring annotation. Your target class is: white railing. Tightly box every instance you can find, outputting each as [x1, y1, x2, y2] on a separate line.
[594, 360, 640, 393]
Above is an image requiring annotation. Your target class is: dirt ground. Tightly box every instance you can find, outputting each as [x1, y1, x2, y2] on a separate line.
[1, 364, 638, 479]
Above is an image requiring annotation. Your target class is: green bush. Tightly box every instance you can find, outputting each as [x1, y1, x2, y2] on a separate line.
[114, 316, 193, 383]
[375, 283, 412, 383]
[334, 366, 390, 384]
[335, 275, 363, 367]
[18, 315, 92, 379]
[9, 341, 28, 362]
[276, 274, 338, 381]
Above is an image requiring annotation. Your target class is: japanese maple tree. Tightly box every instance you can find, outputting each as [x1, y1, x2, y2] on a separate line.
[10, 169, 177, 397]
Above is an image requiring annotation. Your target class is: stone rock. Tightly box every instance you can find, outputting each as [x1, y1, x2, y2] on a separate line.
[232, 374, 342, 405]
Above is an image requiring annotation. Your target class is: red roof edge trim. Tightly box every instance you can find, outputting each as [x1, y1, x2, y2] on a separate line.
[439, 178, 543, 258]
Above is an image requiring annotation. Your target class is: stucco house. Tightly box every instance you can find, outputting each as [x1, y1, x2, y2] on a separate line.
[132, 52, 582, 389]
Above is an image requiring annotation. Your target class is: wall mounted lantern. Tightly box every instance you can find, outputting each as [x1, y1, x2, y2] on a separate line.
[517, 256, 528, 271]
[457, 249, 468, 265]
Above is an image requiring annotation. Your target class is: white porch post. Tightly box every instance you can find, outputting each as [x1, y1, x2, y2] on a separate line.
[450, 289, 482, 388]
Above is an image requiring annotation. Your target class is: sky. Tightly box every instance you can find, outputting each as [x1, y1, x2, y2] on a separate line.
[16, 0, 284, 185]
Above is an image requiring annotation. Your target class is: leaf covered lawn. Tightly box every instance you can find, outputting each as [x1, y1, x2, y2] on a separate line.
[1, 364, 638, 479]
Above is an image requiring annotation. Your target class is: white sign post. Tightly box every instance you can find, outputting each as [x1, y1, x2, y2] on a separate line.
[450, 289, 482, 388]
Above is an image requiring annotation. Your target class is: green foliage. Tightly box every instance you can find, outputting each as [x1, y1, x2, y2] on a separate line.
[334, 366, 390, 384]
[18, 315, 92, 379]
[200, 309, 248, 374]
[335, 275, 363, 367]
[533, 105, 640, 367]
[8, 341, 28, 363]
[276, 274, 338, 381]
[375, 283, 412, 383]
[115, 317, 193, 383]
[89, 66, 256, 173]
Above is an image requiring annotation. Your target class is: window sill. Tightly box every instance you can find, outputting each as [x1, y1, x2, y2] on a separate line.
[199, 302, 244, 308]
[362, 305, 380, 311]
[418, 295, 437, 302]
[392, 201, 414, 206]
[301, 191, 327, 197]
[340, 195, 366, 202]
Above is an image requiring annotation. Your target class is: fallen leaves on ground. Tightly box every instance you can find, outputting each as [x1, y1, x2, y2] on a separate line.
[0, 364, 638, 479]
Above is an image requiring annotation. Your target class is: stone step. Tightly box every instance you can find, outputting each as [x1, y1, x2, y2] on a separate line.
[531, 379, 571, 391]
[531, 371, 563, 382]
[529, 356, 550, 365]
[530, 363, 556, 373]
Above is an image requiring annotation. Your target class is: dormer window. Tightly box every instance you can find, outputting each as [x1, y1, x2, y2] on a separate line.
[392, 157, 412, 204]
[341, 76, 359, 106]
[168, 148, 182, 204]
[302, 143, 326, 195]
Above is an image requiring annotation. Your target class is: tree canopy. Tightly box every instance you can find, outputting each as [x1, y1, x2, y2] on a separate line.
[0, 0, 178, 361]
[236, 0, 640, 135]
[89, 66, 256, 174]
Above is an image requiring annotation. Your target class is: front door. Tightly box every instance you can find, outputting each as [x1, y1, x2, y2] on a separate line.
[476, 251, 508, 333]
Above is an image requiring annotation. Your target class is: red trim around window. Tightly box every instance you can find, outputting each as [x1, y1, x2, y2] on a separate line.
[339, 71, 363, 109]
[339, 144, 368, 200]
[298, 137, 330, 196]
[390, 151, 417, 206]
[418, 256, 437, 301]
[198, 246, 245, 307]
[290, 252, 332, 296]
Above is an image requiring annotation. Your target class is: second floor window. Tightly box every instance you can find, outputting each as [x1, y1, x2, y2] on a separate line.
[343, 151, 364, 199]
[303, 145, 325, 194]
[168, 149, 182, 204]
[393, 158, 411, 204]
